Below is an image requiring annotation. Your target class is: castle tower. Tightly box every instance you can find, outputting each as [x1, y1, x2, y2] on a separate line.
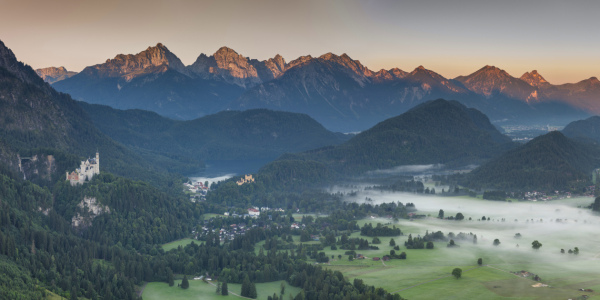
[95, 151, 100, 174]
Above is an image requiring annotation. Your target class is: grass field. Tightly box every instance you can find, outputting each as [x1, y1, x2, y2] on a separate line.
[162, 238, 199, 252]
[316, 193, 600, 299]
[142, 279, 301, 300]
[152, 194, 600, 299]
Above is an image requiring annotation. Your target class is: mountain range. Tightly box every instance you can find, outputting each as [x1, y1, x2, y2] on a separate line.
[47, 43, 595, 132]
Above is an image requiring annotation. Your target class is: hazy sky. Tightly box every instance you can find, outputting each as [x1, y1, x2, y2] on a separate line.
[1, 0, 598, 84]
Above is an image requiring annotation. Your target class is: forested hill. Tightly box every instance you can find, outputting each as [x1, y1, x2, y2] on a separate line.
[78, 103, 349, 161]
[277, 99, 514, 175]
[462, 131, 600, 191]
[0, 39, 192, 187]
[562, 116, 600, 144]
[0, 163, 202, 299]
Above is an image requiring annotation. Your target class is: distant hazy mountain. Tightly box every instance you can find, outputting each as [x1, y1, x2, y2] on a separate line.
[52, 43, 595, 131]
[35, 66, 77, 83]
[269, 99, 514, 176]
[562, 116, 600, 144]
[455, 65, 538, 102]
[52, 44, 244, 120]
[78, 102, 349, 161]
[463, 131, 599, 190]
[187, 46, 286, 88]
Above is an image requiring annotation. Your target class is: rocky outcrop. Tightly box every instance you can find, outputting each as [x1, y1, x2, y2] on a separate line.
[71, 196, 110, 229]
[520, 70, 550, 87]
[79, 43, 187, 81]
[188, 47, 288, 88]
[372, 68, 408, 83]
[35, 66, 77, 83]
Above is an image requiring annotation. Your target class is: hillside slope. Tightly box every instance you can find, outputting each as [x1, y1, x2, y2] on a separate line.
[462, 131, 599, 190]
[284, 99, 513, 173]
[0, 39, 194, 186]
[78, 103, 349, 161]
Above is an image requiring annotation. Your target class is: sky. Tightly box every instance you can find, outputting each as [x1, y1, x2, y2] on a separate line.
[1, 0, 599, 84]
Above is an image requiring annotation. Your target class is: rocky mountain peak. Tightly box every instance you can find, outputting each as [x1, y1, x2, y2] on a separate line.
[372, 67, 408, 83]
[287, 55, 314, 69]
[409, 65, 437, 77]
[590, 77, 599, 84]
[85, 42, 187, 80]
[520, 70, 549, 87]
[318, 52, 372, 85]
[473, 65, 511, 78]
[389, 68, 408, 78]
[455, 65, 535, 100]
[187, 46, 262, 88]
[35, 66, 77, 84]
[214, 46, 240, 58]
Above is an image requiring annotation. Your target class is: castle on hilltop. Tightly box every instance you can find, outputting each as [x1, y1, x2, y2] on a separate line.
[66, 152, 100, 185]
[236, 174, 255, 186]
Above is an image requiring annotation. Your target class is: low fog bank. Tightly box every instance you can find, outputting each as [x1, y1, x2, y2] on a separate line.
[345, 189, 600, 272]
[366, 164, 445, 175]
[189, 174, 234, 186]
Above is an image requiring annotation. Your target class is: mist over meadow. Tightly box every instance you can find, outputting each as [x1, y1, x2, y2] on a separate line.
[332, 184, 600, 273]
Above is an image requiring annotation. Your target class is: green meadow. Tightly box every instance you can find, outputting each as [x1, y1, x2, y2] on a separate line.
[162, 238, 199, 252]
[143, 279, 301, 300]
[148, 194, 600, 299]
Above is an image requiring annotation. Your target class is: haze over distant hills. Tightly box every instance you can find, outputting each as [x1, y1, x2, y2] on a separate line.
[462, 131, 600, 190]
[78, 102, 349, 162]
[48, 43, 596, 132]
[254, 99, 515, 189]
[35, 66, 76, 84]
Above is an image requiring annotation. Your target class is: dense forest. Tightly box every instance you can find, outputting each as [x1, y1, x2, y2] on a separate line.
[275, 99, 514, 176]
[461, 131, 600, 191]
[79, 102, 349, 162]
[0, 163, 410, 299]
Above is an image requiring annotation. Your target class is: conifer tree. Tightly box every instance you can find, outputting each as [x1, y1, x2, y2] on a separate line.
[181, 275, 189, 289]
[222, 282, 229, 296]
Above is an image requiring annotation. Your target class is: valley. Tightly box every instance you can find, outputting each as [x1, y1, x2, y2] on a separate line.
[2, 2, 600, 299]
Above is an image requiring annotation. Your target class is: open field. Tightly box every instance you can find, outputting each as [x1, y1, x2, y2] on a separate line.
[314, 191, 600, 299]
[142, 279, 301, 300]
[162, 238, 199, 252]
[154, 192, 600, 299]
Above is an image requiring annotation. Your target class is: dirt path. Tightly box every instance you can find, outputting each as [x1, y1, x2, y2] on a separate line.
[485, 264, 538, 282]
[138, 282, 147, 297]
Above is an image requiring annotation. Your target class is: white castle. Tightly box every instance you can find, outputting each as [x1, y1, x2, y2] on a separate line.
[66, 152, 100, 185]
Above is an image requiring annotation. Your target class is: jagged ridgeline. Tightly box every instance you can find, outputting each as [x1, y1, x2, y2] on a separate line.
[0, 40, 193, 187]
[252, 99, 515, 188]
[462, 131, 600, 190]
[51, 43, 595, 132]
[78, 102, 349, 161]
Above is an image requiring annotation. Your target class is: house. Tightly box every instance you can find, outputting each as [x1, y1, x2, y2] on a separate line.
[373, 257, 380, 261]
[248, 208, 260, 216]
[383, 256, 390, 261]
